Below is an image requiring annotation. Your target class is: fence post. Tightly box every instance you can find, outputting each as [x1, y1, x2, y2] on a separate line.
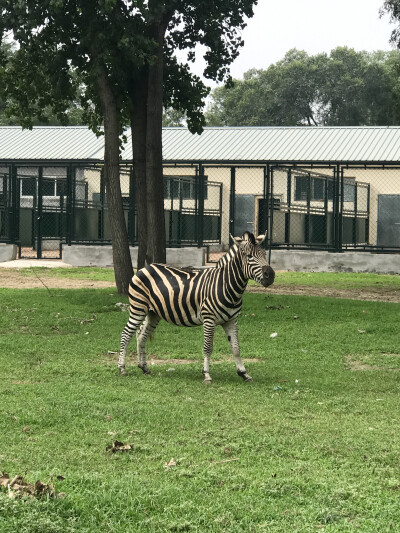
[128, 166, 135, 246]
[285, 168, 292, 243]
[197, 164, 205, 247]
[37, 166, 43, 259]
[66, 165, 72, 246]
[9, 164, 18, 244]
[229, 166, 236, 242]
[99, 167, 105, 240]
[333, 164, 343, 252]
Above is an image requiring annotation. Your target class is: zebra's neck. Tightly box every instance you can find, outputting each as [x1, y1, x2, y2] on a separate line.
[216, 245, 248, 294]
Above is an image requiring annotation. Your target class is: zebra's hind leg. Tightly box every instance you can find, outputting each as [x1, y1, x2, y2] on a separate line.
[222, 319, 252, 382]
[118, 311, 146, 375]
[202, 319, 216, 383]
[136, 311, 160, 375]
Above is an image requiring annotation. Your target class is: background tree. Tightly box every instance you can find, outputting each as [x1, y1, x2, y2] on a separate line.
[206, 47, 400, 126]
[119, 0, 257, 268]
[1, 0, 257, 290]
[1, 1, 140, 293]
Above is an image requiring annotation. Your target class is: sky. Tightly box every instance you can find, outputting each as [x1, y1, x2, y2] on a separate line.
[188, 0, 397, 87]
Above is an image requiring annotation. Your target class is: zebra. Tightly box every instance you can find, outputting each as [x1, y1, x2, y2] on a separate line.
[118, 231, 275, 382]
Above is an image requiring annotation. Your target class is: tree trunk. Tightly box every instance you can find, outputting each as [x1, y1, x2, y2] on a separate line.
[97, 66, 133, 294]
[145, 22, 166, 264]
[129, 73, 148, 270]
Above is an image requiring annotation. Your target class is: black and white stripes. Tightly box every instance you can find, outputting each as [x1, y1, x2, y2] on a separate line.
[118, 232, 275, 382]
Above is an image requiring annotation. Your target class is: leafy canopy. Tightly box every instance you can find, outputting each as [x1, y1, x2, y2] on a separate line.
[206, 47, 400, 127]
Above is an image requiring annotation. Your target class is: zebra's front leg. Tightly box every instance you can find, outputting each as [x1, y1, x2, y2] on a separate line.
[119, 316, 143, 375]
[202, 319, 216, 383]
[222, 319, 252, 382]
[136, 311, 160, 375]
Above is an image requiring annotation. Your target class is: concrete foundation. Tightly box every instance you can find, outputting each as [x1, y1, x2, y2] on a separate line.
[62, 244, 206, 268]
[0, 244, 17, 263]
[270, 249, 400, 275]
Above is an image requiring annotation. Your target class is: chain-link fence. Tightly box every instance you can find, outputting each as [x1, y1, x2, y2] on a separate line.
[0, 161, 399, 260]
[266, 165, 400, 252]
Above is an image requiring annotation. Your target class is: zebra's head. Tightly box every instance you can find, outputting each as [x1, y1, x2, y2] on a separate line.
[231, 232, 275, 287]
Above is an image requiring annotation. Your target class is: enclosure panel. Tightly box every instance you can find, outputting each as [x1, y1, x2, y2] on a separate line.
[377, 195, 400, 248]
[290, 213, 306, 243]
[19, 208, 33, 246]
[74, 208, 100, 241]
[234, 194, 255, 236]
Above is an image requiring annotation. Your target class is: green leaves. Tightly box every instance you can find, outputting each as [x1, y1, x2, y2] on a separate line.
[206, 47, 400, 127]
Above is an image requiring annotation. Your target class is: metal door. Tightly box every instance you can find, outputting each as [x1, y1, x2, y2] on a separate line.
[17, 169, 67, 259]
[377, 195, 400, 248]
[234, 195, 255, 236]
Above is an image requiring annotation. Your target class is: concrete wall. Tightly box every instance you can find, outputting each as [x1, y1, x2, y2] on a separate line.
[0, 244, 17, 262]
[271, 249, 400, 275]
[62, 244, 206, 268]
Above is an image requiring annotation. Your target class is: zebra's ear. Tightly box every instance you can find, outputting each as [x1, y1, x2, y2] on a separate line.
[255, 232, 267, 245]
[230, 234, 243, 246]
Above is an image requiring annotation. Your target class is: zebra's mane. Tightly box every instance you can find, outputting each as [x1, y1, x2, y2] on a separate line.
[215, 244, 240, 269]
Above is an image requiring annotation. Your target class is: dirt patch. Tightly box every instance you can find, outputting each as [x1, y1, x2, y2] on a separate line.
[105, 353, 262, 366]
[0, 269, 114, 289]
[0, 268, 399, 302]
[247, 284, 400, 303]
[344, 353, 400, 371]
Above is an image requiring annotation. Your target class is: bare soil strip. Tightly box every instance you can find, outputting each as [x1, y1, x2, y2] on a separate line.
[0, 269, 399, 302]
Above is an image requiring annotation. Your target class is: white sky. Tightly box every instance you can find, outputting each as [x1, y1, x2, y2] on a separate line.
[189, 0, 397, 86]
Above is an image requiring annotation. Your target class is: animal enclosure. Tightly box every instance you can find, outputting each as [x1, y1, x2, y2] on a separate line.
[1, 161, 399, 260]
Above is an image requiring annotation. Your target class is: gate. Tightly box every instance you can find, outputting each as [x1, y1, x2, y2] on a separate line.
[16, 167, 67, 259]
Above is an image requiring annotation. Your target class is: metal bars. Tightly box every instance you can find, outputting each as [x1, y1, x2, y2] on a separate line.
[0, 161, 399, 258]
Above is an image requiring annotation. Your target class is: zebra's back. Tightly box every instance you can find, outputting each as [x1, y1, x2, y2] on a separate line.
[129, 263, 204, 326]
[129, 263, 244, 327]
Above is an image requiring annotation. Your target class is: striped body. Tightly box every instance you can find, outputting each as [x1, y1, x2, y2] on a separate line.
[118, 232, 275, 382]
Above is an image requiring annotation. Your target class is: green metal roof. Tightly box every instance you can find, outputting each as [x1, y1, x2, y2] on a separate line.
[0, 125, 399, 163]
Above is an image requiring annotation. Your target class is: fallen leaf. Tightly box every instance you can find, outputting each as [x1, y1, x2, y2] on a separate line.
[270, 332, 278, 338]
[22, 426, 30, 433]
[115, 303, 130, 312]
[106, 440, 132, 453]
[0, 472, 59, 499]
[105, 415, 112, 421]
[163, 458, 177, 469]
[0, 473, 10, 487]
[358, 330, 366, 334]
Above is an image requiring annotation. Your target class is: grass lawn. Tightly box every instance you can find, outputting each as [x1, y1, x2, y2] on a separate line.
[0, 280, 399, 532]
[18, 266, 400, 292]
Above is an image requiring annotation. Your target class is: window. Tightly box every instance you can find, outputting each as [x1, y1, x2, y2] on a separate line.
[295, 175, 327, 201]
[295, 175, 355, 203]
[21, 178, 36, 196]
[163, 176, 208, 200]
[20, 177, 67, 197]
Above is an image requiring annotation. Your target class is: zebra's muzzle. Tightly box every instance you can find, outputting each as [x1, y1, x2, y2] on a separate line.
[260, 265, 275, 287]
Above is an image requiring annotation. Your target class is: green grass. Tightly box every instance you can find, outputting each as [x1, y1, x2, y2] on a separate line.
[273, 271, 400, 290]
[16, 266, 400, 291]
[0, 285, 399, 532]
[18, 267, 115, 282]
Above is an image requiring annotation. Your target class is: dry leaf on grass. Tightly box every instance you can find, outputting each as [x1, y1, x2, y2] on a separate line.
[0, 472, 64, 499]
[163, 458, 177, 469]
[106, 440, 132, 453]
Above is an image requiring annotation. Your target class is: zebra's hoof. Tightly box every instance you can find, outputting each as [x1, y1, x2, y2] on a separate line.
[138, 364, 151, 375]
[243, 374, 253, 382]
[119, 367, 127, 376]
[203, 378, 213, 384]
